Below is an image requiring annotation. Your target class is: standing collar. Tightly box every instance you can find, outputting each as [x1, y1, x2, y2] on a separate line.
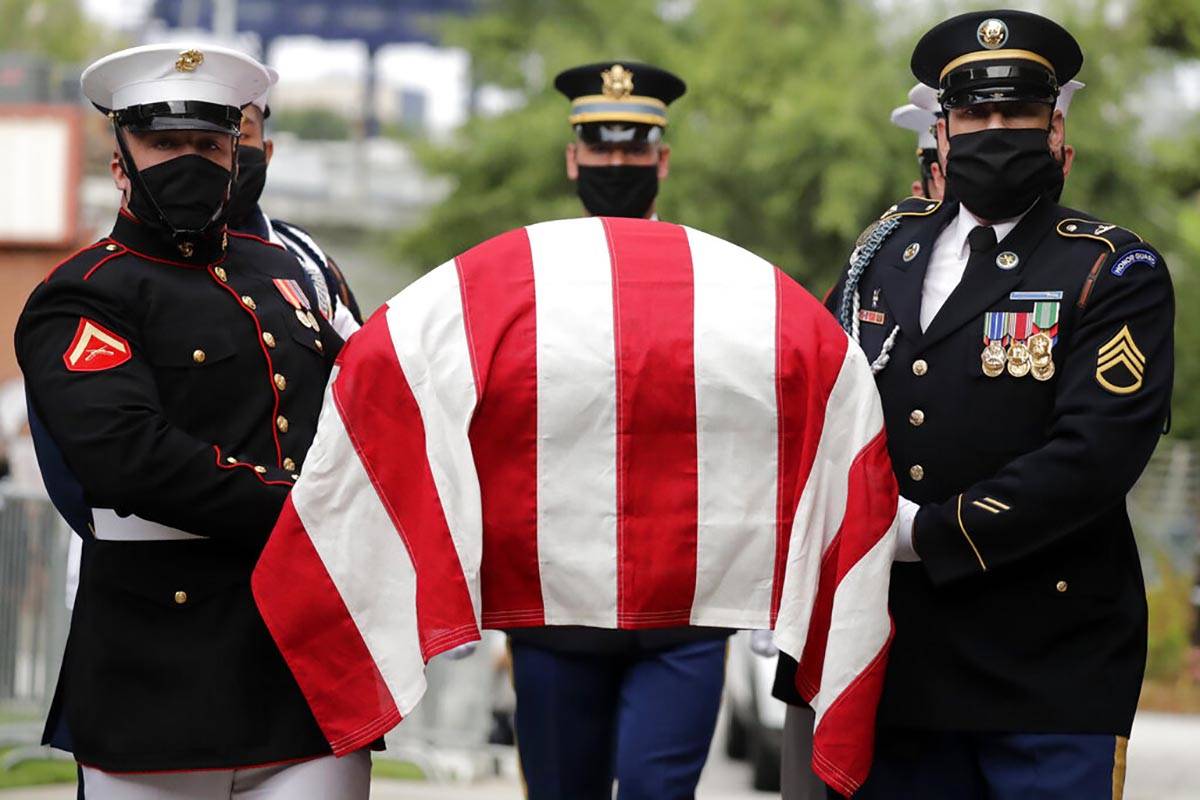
[948, 204, 1029, 257]
[109, 209, 227, 266]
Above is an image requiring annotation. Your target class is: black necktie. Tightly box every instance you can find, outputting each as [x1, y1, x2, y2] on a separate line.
[967, 225, 997, 255]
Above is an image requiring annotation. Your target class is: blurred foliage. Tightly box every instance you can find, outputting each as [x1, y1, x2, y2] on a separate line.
[396, 0, 1200, 435]
[1145, 547, 1194, 681]
[269, 107, 353, 141]
[0, 0, 109, 63]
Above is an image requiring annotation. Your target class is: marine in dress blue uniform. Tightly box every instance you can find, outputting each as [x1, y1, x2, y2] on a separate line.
[505, 62, 730, 800]
[18, 44, 369, 798]
[775, 10, 1172, 799]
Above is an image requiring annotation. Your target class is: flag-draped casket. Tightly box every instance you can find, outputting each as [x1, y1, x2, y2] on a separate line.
[251, 217, 898, 796]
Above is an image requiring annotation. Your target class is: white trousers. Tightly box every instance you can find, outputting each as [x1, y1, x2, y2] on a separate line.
[80, 750, 371, 799]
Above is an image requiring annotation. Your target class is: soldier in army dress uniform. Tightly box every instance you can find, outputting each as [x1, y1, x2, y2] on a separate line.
[17, 44, 367, 798]
[775, 10, 1173, 799]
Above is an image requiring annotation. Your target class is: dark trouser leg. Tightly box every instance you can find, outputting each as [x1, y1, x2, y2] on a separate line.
[781, 703, 828, 800]
[852, 728, 983, 800]
[613, 638, 727, 800]
[977, 732, 1125, 800]
[510, 641, 623, 800]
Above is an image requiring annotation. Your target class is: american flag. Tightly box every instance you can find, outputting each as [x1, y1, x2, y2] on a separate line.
[252, 217, 897, 796]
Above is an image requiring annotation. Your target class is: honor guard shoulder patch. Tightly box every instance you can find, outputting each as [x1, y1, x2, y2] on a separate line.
[63, 318, 131, 372]
[1056, 219, 1141, 253]
[880, 196, 942, 221]
[1110, 248, 1158, 277]
[1096, 324, 1145, 395]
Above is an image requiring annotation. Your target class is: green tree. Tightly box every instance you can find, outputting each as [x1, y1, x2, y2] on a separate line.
[269, 107, 353, 141]
[0, 0, 103, 63]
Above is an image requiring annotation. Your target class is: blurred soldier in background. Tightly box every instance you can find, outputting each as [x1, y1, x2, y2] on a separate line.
[18, 44, 362, 798]
[891, 97, 942, 201]
[501, 61, 732, 800]
[227, 69, 364, 339]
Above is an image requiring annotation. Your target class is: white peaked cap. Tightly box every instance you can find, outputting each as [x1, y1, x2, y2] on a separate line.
[81, 43, 272, 112]
[1056, 79, 1084, 117]
[251, 65, 280, 114]
[908, 82, 940, 113]
[890, 103, 938, 150]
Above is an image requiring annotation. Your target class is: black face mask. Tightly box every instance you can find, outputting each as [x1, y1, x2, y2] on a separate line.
[576, 165, 658, 218]
[127, 153, 233, 236]
[945, 127, 1064, 220]
[226, 145, 268, 226]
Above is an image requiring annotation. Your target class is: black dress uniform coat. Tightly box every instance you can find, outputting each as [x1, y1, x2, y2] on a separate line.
[17, 211, 342, 771]
[775, 195, 1173, 736]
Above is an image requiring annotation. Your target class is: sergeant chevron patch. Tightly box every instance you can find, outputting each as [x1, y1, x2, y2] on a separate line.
[1096, 325, 1145, 395]
[63, 318, 131, 372]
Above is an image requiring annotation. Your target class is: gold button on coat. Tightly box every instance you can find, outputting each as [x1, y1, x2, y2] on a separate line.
[909, 409, 925, 426]
[254, 465, 267, 474]
[174, 591, 188, 605]
[1056, 580, 1068, 593]
[274, 373, 287, 391]
[263, 332, 276, 348]
[192, 349, 206, 364]
[214, 266, 228, 282]
[283, 457, 297, 472]
[276, 415, 289, 433]
[909, 465, 925, 481]
[314, 339, 324, 353]
[912, 359, 928, 376]
[241, 295, 256, 310]
[105, 243, 119, 252]
[225, 456, 237, 464]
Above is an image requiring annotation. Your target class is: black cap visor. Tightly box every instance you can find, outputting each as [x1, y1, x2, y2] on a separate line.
[575, 121, 661, 146]
[113, 101, 243, 135]
[941, 63, 1058, 109]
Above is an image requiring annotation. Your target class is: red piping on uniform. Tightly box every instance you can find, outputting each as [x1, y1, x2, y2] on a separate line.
[228, 229, 286, 251]
[83, 246, 131, 281]
[115, 245, 223, 270]
[207, 269, 286, 467]
[43, 240, 113, 283]
[212, 446, 293, 487]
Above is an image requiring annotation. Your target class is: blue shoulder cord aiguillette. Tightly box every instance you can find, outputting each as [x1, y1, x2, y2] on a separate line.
[838, 216, 902, 375]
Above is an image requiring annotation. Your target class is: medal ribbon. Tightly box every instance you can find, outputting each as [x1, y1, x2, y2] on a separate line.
[984, 311, 1006, 343]
[1032, 301, 1060, 344]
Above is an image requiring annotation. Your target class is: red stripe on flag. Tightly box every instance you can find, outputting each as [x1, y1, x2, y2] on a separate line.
[811, 627, 893, 797]
[795, 431, 897, 699]
[455, 229, 544, 628]
[252, 497, 401, 755]
[772, 274, 850, 623]
[332, 316, 479, 658]
[602, 217, 698, 627]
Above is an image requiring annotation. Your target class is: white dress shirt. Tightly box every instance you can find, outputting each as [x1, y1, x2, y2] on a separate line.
[895, 205, 1025, 562]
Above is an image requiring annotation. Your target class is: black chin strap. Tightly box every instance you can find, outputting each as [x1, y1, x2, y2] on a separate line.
[113, 122, 240, 254]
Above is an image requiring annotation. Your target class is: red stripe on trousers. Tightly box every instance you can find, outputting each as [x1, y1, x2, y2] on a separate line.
[455, 229, 544, 627]
[252, 497, 401, 754]
[795, 431, 897, 699]
[772, 273, 851, 623]
[332, 314, 478, 659]
[602, 217, 698, 627]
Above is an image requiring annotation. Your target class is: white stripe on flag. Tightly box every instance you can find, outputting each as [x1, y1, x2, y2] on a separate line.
[685, 226, 779, 627]
[291, 376, 427, 716]
[526, 218, 619, 626]
[812, 527, 895, 728]
[384, 263, 484, 620]
[773, 343, 883, 659]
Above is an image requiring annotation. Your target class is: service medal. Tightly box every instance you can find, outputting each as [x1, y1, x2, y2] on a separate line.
[981, 312, 1007, 377]
[1007, 341, 1032, 378]
[296, 308, 315, 329]
[982, 341, 1007, 377]
[1032, 360, 1056, 382]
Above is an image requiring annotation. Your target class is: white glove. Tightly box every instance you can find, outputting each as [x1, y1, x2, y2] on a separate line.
[750, 630, 779, 658]
[894, 496, 922, 562]
[442, 642, 478, 660]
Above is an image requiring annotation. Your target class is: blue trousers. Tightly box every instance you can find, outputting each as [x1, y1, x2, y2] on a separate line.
[851, 728, 1127, 800]
[510, 638, 726, 800]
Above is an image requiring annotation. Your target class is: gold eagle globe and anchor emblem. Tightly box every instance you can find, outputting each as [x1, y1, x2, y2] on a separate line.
[977, 18, 1009, 49]
[175, 49, 205, 72]
[602, 64, 635, 100]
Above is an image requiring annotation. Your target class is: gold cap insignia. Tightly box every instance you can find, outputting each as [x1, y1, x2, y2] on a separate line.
[602, 64, 635, 100]
[977, 18, 1008, 50]
[1096, 325, 1145, 395]
[175, 49, 205, 73]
